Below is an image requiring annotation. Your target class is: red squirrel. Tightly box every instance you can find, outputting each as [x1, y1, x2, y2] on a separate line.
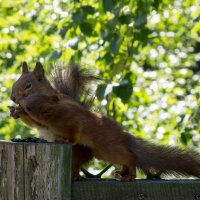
[19, 94, 200, 181]
[10, 62, 200, 181]
[10, 62, 98, 180]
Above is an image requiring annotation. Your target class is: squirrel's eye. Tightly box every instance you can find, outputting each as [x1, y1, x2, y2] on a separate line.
[25, 82, 32, 89]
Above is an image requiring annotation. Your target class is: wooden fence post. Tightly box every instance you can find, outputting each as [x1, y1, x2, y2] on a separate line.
[1, 140, 200, 200]
[0, 141, 71, 200]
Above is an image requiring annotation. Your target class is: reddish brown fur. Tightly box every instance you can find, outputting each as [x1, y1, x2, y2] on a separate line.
[72, 145, 93, 180]
[19, 94, 137, 180]
[10, 62, 94, 180]
[20, 94, 200, 181]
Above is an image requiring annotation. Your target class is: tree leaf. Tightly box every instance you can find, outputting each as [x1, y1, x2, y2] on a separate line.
[80, 22, 93, 36]
[50, 51, 62, 60]
[110, 34, 119, 54]
[124, 72, 137, 85]
[59, 26, 69, 39]
[103, 53, 113, 65]
[181, 132, 192, 145]
[103, 0, 115, 12]
[113, 80, 133, 103]
[46, 25, 57, 35]
[118, 14, 132, 25]
[72, 10, 86, 23]
[82, 6, 95, 14]
[72, 6, 95, 23]
[135, 13, 147, 27]
[153, 0, 161, 10]
[96, 84, 107, 101]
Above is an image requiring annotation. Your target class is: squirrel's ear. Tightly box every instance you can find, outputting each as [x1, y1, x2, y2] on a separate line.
[22, 62, 29, 74]
[33, 62, 45, 82]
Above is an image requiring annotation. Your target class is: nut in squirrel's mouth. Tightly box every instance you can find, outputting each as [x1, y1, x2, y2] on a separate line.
[8, 106, 15, 113]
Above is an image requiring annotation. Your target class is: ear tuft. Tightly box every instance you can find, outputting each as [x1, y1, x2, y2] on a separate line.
[22, 62, 29, 74]
[33, 62, 45, 81]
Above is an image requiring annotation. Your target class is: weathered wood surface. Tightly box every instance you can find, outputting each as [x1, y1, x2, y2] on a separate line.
[0, 141, 24, 200]
[71, 179, 200, 200]
[0, 141, 71, 200]
[1, 141, 200, 200]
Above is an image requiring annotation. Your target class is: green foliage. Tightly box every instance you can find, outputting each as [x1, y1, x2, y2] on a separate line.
[0, 0, 200, 176]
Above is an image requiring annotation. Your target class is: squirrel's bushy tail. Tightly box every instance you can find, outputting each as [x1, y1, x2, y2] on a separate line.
[127, 134, 200, 177]
[51, 63, 99, 108]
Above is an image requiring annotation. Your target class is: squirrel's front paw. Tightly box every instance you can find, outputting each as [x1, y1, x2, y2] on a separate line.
[9, 106, 23, 119]
[9, 106, 25, 119]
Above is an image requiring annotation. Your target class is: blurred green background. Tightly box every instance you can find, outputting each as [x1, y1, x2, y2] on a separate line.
[0, 0, 200, 177]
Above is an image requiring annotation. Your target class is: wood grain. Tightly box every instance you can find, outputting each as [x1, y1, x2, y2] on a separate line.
[0, 141, 71, 200]
[0, 141, 24, 200]
[71, 179, 200, 200]
[1, 140, 200, 200]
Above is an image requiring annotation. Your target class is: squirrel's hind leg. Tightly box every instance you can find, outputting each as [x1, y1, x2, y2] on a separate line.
[94, 145, 137, 181]
[120, 161, 136, 181]
[72, 145, 93, 181]
[115, 165, 129, 178]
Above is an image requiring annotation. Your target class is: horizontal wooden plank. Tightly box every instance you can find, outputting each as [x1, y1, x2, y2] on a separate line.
[71, 179, 200, 200]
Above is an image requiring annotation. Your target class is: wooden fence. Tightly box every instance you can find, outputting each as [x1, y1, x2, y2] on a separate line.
[0, 141, 200, 200]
